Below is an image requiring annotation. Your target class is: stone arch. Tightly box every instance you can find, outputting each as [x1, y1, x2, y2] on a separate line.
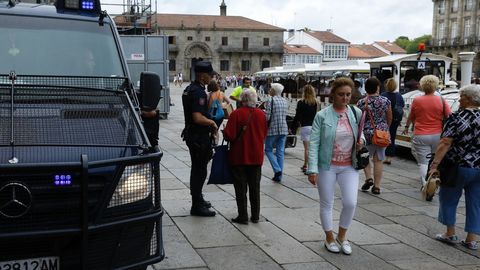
[184, 42, 213, 58]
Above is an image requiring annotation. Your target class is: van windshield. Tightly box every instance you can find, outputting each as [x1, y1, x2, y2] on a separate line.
[0, 15, 124, 77]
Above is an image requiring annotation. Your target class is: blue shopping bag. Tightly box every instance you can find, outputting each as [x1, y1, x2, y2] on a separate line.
[207, 143, 234, 185]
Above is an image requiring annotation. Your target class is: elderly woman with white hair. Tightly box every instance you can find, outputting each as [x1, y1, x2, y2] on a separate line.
[403, 75, 452, 187]
[223, 89, 268, 224]
[265, 83, 289, 182]
[429, 84, 480, 250]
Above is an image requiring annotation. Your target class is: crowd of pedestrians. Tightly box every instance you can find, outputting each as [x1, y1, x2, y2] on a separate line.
[180, 61, 480, 254]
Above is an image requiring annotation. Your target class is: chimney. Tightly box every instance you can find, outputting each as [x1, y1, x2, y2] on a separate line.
[220, 0, 227, 16]
[287, 29, 295, 39]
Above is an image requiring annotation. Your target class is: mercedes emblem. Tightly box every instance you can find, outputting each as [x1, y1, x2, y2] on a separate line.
[0, 182, 32, 218]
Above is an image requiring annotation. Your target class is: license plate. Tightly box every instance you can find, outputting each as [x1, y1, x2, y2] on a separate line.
[0, 257, 59, 270]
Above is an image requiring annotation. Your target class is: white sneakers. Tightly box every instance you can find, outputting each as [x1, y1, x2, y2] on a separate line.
[336, 238, 352, 255]
[324, 238, 352, 255]
[324, 241, 340, 253]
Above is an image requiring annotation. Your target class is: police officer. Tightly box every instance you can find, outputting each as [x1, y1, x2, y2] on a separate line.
[182, 61, 218, 217]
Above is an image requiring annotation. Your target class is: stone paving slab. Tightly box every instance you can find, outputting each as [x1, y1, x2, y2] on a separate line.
[162, 199, 192, 217]
[362, 243, 431, 261]
[260, 184, 318, 208]
[303, 241, 399, 270]
[260, 207, 325, 242]
[153, 225, 206, 270]
[352, 207, 395, 225]
[196, 245, 283, 270]
[173, 216, 251, 248]
[161, 178, 188, 190]
[281, 262, 338, 270]
[372, 224, 480, 266]
[359, 202, 418, 217]
[390, 259, 459, 270]
[387, 215, 468, 240]
[331, 220, 398, 245]
[234, 222, 323, 264]
[379, 192, 430, 207]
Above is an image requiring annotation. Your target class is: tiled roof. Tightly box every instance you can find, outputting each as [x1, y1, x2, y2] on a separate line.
[307, 31, 350, 44]
[283, 44, 320, 54]
[349, 44, 387, 58]
[114, 14, 285, 31]
[374, 41, 406, 54]
[348, 46, 372, 59]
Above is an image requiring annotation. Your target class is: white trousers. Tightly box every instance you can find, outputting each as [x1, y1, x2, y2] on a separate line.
[317, 165, 359, 232]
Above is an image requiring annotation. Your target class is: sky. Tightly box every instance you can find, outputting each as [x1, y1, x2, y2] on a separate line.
[103, 0, 434, 44]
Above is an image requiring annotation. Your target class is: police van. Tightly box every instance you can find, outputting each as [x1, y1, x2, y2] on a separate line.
[0, 0, 164, 269]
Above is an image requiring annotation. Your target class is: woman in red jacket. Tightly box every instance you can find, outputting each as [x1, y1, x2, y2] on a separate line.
[223, 89, 268, 224]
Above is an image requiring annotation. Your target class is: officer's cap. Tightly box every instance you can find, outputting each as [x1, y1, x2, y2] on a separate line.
[194, 61, 218, 76]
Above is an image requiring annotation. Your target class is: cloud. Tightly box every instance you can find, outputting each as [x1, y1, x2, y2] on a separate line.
[105, 0, 433, 43]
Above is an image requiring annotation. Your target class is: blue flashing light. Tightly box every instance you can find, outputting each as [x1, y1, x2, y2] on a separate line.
[54, 175, 73, 186]
[81, 0, 94, 10]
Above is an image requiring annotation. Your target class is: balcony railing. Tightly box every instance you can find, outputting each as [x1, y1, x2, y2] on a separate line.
[431, 36, 480, 47]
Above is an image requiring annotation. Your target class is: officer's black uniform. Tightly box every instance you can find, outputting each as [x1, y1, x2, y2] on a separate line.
[182, 76, 216, 217]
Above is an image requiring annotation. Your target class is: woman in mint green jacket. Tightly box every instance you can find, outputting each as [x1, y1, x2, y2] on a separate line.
[306, 77, 364, 255]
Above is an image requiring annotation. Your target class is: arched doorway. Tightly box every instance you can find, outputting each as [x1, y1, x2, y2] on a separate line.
[184, 42, 213, 81]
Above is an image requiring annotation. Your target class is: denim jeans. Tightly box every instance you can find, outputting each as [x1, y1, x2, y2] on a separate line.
[265, 135, 286, 177]
[438, 166, 480, 234]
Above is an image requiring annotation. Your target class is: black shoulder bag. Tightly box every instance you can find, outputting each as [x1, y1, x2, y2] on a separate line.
[349, 105, 369, 170]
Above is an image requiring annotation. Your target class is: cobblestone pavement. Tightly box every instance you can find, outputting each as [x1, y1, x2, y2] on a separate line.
[149, 84, 479, 270]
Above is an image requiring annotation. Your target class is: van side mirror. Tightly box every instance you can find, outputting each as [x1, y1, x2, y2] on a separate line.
[140, 71, 163, 111]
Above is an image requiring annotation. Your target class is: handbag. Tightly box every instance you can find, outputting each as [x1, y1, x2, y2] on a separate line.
[349, 105, 369, 170]
[208, 109, 254, 185]
[366, 97, 390, 147]
[207, 140, 233, 185]
[422, 171, 441, 201]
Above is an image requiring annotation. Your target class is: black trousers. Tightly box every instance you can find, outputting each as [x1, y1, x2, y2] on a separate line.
[187, 141, 212, 203]
[231, 165, 262, 220]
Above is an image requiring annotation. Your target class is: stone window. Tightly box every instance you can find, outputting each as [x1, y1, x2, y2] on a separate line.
[438, 0, 445, 14]
[220, 60, 229, 71]
[169, 59, 176, 71]
[243, 37, 249, 50]
[465, 0, 473, 10]
[437, 21, 445, 39]
[451, 0, 459, 12]
[261, 60, 270, 69]
[464, 18, 471, 43]
[187, 36, 193, 41]
[222, 37, 228, 46]
[205, 36, 211, 42]
[450, 20, 458, 40]
[263, 38, 269, 46]
[168, 36, 176, 45]
[241, 60, 250, 71]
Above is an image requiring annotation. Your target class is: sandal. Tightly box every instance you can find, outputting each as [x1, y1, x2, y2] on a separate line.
[435, 234, 458, 245]
[461, 240, 478, 250]
[361, 178, 374, 191]
[371, 186, 381, 195]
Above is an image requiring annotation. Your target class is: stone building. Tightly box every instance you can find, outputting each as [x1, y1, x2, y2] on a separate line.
[115, 1, 284, 81]
[431, 0, 480, 78]
[285, 29, 350, 62]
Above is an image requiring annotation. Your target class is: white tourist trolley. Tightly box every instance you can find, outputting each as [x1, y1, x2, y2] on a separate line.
[366, 52, 456, 148]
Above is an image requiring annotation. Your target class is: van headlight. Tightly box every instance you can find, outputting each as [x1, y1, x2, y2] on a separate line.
[108, 164, 152, 207]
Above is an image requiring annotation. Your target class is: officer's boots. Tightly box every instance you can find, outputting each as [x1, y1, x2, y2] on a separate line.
[191, 196, 216, 217]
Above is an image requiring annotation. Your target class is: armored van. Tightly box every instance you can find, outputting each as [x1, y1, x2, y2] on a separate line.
[0, 0, 164, 269]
